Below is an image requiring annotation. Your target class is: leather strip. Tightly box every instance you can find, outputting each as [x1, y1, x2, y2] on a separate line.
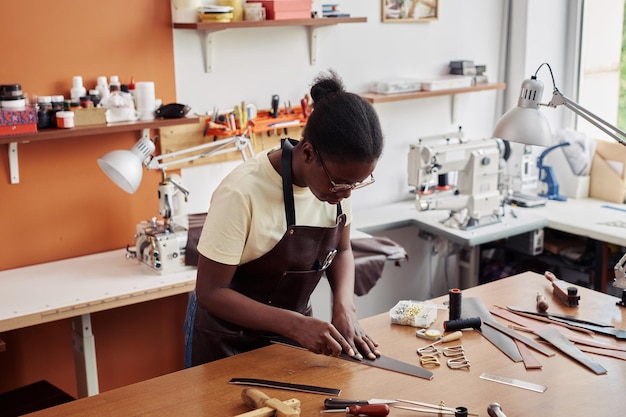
[513, 339, 542, 369]
[533, 328, 607, 375]
[229, 378, 341, 396]
[462, 298, 522, 362]
[483, 320, 555, 357]
[577, 345, 626, 361]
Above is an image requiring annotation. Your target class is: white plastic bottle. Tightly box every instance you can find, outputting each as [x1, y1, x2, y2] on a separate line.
[70, 76, 86, 103]
[96, 76, 110, 103]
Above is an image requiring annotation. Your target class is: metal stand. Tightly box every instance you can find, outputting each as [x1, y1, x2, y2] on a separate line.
[72, 314, 99, 397]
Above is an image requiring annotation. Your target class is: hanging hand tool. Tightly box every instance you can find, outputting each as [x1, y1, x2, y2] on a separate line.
[270, 94, 280, 117]
[417, 331, 462, 355]
[241, 388, 299, 417]
[545, 271, 580, 307]
[324, 399, 397, 409]
[321, 404, 390, 416]
[487, 403, 507, 417]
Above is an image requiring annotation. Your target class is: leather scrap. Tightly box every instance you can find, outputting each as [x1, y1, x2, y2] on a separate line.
[577, 345, 626, 361]
[462, 298, 522, 362]
[534, 328, 607, 375]
[513, 339, 542, 369]
[483, 320, 555, 357]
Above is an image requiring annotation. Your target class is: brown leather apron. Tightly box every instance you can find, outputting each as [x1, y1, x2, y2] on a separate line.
[191, 139, 346, 365]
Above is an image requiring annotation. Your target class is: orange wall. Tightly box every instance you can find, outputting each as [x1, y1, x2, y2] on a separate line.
[0, 0, 189, 397]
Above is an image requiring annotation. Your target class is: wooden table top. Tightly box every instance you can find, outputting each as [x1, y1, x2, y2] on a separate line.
[26, 271, 626, 417]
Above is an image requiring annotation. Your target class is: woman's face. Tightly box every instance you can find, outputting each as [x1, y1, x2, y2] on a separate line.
[309, 152, 377, 205]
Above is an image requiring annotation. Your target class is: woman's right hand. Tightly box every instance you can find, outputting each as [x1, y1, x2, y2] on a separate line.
[293, 316, 356, 358]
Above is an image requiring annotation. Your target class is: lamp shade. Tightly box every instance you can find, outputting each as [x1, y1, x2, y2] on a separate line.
[493, 77, 553, 147]
[97, 137, 155, 194]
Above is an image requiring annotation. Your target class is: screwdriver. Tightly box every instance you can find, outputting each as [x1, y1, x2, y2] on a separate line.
[321, 403, 390, 416]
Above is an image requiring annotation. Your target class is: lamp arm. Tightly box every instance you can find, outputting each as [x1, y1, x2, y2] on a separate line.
[548, 90, 626, 147]
[146, 135, 253, 170]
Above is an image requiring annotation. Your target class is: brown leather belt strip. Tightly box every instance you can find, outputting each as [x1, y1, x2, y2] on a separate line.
[513, 339, 542, 369]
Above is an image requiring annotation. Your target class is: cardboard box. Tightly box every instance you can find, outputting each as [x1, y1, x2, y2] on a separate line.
[589, 139, 626, 203]
[0, 108, 37, 136]
[73, 107, 107, 127]
[251, 0, 312, 19]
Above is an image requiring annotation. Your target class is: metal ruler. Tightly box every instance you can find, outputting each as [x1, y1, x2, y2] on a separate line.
[479, 372, 547, 393]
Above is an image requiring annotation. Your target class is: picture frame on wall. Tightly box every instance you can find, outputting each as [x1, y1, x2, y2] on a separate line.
[382, 0, 438, 22]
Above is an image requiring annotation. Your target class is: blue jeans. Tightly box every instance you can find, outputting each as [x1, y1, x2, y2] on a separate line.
[183, 290, 197, 369]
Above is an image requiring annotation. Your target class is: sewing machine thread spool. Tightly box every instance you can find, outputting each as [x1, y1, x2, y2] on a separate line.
[449, 288, 462, 320]
[443, 317, 482, 332]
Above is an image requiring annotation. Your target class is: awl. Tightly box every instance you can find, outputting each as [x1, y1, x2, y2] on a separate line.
[321, 404, 390, 416]
[324, 398, 397, 409]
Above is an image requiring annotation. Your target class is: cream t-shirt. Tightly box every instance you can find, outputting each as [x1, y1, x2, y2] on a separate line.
[197, 147, 352, 265]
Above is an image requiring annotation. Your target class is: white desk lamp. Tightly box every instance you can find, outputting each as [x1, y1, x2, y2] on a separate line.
[97, 131, 254, 273]
[494, 62, 626, 147]
[98, 132, 254, 194]
[493, 62, 626, 294]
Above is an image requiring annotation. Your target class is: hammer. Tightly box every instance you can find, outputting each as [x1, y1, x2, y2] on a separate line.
[237, 388, 300, 417]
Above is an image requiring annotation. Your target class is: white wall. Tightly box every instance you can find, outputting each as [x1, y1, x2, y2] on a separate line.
[172, 1, 597, 317]
[175, 0, 508, 212]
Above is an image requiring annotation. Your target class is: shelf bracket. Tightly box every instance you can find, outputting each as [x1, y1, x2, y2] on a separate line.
[307, 26, 320, 65]
[8, 142, 19, 184]
[202, 30, 218, 73]
[450, 94, 457, 124]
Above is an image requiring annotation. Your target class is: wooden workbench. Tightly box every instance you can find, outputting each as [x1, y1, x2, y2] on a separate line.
[24, 271, 626, 416]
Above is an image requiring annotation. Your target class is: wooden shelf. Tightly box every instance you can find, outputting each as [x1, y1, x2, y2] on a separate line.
[359, 82, 506, 104]
[3, 116, 201, 185]
[172, 17, 367, 31]
[173, 17, 367, 72]
[0, 117, 200, 146]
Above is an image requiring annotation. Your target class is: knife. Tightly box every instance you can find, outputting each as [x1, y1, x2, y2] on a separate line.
[324, 398, 398, 409]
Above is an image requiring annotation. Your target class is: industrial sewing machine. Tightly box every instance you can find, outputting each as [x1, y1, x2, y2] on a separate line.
[408, 132, 504, 230]
[129, 173, 193, 274]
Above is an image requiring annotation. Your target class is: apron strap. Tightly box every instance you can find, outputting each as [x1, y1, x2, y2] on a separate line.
[280, 138, 344, 228]
[281, 139, 297, 228]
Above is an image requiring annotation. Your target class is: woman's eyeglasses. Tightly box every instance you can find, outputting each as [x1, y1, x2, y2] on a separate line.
[316, 151, 375, 193]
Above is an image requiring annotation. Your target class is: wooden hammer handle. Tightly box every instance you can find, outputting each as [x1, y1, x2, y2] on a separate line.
[234, 398, 300, 417]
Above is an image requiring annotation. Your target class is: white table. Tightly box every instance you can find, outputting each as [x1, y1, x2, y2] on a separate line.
[517, 197, 626, 291]
[353, 199, 548, 287]
[519, 197, 626, 247]
[0, 250, 197, 397]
